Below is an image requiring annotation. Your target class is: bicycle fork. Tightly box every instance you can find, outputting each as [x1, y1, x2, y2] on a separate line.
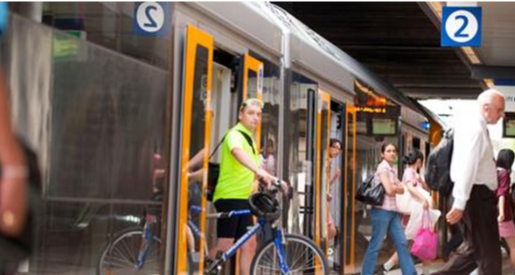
[136, 223, 153, 269]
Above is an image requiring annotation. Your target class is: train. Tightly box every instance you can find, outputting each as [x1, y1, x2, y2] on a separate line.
[1, 2, 442, 274]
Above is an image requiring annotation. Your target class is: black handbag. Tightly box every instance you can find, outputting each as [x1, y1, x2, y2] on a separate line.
[355, 174, 385, 206]
[206, 162, 220, 201]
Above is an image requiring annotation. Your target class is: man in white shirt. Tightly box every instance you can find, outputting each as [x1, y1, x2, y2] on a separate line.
[432, 89, 505, 275]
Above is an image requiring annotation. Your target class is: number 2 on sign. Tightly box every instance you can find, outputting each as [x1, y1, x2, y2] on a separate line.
[144, 6, 158, 28]
[454, 15, 469, 38]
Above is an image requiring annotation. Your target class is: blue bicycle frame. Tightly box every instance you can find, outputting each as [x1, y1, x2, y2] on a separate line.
[209, 210, 291, 275]
[136, 221, 154, 269]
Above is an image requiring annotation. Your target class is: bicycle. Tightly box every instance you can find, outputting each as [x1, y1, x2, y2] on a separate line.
[96, 212, 162, 275]
[97, 181, 328, 275]
[96, 201, 206, 274]
[205, 180, 328, 275]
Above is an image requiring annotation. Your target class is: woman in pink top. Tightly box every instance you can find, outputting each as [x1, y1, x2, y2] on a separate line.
[383, 149, 432, 275]
[361, 143, 417, 275]
[496, 149, 515, 268]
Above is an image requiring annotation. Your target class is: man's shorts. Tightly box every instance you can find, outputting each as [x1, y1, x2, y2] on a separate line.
[214, 199, 253, 240]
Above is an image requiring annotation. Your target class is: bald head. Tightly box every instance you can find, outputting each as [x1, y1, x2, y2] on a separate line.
[478, 89, 505, 124]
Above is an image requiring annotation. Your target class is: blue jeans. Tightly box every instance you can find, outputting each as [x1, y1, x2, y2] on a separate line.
[361, 208, 416, 275]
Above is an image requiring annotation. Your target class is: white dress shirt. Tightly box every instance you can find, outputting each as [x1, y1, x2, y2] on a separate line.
[450, 111, 497, 210]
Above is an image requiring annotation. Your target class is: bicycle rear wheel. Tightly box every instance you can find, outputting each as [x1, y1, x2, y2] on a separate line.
[251, 234, 328, 275]
[97, 228, 161, 275]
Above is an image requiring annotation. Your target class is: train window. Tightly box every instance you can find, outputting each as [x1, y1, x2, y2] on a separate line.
[14, 15, 172, 273]
[39, 2, 171, 70]
[248, 52, 281, 178]
[288, 71, 318, 236]
[503, 112, 515, 138]
[370, 118, 396, 135]
[247, 70, 258, 99]
[413, 137, 421, 150]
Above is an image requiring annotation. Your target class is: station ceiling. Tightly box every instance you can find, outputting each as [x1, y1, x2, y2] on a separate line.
[272, 1, 515, 99]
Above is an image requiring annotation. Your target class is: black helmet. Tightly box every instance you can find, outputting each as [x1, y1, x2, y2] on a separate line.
[249, 192, 281, 222]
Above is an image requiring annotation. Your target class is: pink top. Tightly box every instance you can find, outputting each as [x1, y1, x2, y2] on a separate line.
[402, 167, 422, 188]
[374, 160, 399, 212]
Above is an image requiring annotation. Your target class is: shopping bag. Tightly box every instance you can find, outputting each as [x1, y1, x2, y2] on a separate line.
[411, 211, 438, 260]
[396, 185, 418, 215]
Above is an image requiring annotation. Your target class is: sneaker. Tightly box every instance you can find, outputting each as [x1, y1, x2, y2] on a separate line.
[374, 264, 387, 275]
[327, 248, 334, 256]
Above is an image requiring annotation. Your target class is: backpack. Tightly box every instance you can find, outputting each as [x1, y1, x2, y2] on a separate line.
[425, 128, 454, 197]
[206, 130, 255, 201]
[0, 140, 42, 268]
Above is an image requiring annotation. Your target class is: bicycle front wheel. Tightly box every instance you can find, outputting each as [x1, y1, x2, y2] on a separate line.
[97, 228, 162, 275]
[251, 234, 328, 275]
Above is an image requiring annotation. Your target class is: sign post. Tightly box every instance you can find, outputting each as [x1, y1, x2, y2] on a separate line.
[441, 6, 482, 47]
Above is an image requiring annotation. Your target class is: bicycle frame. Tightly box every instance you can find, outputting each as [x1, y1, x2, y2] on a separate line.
[206, 214, 291, 275]
[136, 215, 157, 269]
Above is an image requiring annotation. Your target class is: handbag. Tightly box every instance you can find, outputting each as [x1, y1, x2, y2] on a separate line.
[411, 210, 438, 260]
[355, 174, 385, 206]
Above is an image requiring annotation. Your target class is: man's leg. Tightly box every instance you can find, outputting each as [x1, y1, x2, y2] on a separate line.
[431, 229, 477, 274]
[469, 186, 501, 274]
[212, 199, 240, 259]
[233, 200, 255, 275]
[240, 235, 257, 275]
[432, 186, 500, 275]
[209, 238, 234, 259]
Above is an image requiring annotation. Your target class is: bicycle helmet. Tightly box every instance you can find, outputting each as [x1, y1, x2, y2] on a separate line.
[249, 192, 281, 222]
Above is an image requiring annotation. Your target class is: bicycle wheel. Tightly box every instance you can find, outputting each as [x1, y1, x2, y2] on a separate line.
[251, 234, 328, 275]
[97, 227, 161, 275]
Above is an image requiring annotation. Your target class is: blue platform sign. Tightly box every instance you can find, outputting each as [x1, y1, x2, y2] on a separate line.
[441, 6, 482, 47]
[133, 2, 170, 37]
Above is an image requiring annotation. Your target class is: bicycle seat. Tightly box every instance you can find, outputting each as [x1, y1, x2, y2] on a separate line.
[249, 192, 281, 222]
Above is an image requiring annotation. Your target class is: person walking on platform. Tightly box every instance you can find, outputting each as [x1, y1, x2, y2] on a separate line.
[382, 149, 439, 275]
[432, 89, 505, 275]
[495, 149, 515, 269]
[361, 142, 417, 275]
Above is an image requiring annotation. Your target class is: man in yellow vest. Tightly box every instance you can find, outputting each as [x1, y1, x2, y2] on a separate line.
[211, 98, 276, 275]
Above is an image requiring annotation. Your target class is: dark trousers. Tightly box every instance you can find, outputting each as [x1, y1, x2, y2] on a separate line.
[443, 196, 463, 255]
[432, 185, 501, 275]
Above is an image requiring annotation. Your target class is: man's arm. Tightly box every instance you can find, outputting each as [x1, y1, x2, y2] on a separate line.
[232, 148, 275, 185]
[451, 130, 482, 211]
[447, 127, 482, 224]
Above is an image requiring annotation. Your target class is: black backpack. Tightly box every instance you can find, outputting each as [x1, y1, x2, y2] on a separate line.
[425, 128, 454, 197]
[207, 130, 255, 201]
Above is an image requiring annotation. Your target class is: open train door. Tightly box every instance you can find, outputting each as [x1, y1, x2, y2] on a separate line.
[175, 24, 214, 275]
[315, 90, 331, 254]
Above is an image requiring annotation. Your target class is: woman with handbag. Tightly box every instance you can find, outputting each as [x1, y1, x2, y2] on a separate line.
[361, 143, 417, 275]
[382, 149, 437, 275]
[495, 149, 515, 268]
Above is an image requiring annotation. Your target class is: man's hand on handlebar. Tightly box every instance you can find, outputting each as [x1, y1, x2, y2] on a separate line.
[255, 168, 275, 186]
[259, 178, 290, 195]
